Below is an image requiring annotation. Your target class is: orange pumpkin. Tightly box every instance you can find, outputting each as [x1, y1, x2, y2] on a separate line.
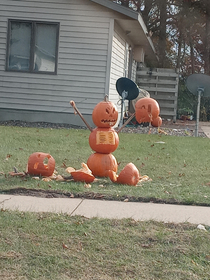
[108, 162, 140, 186]
[89, 127, 119, 154]
[151, 116, 162, 127]
[27, 152, 55, 177]
[87, 152, 118, 177]
[135, 97, 160, 124]
[92, 96, 118, 128]
[70, 163, 95, 183]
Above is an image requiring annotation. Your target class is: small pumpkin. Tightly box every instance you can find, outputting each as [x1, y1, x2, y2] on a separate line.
[87, 152, 118, 177]
[27, 152, 55, 177]
[108, 162, 140, 186]
[151, 116, 162, 127]
[92, 96, 118, 128]
[135, 97, 160, 124]
[70, 163, 95, 183]
[89, 127, 119, 154]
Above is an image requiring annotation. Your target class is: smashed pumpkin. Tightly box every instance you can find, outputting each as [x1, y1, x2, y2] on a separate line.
[108, 162, 140, 186]
[70, 163, 95, 183]
[27, 152, 55, 177]
[151, 116, 162, 127]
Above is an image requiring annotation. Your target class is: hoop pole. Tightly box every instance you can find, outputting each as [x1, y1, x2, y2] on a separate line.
[195, 90, 202, 137]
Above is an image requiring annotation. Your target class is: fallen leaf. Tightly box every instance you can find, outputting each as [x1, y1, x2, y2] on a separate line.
[55, 175, 65, 181]
[42, 177, 52, 182]
[32, 177, 40, 180]
[78, 241, 83, 251]
[84, 183, 91, 188]
[62, 243, 68, 249]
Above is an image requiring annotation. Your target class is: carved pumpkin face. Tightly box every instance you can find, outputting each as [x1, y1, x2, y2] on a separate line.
[87, 152, 118, 177]
[92, 97, 118, 128]
[89, 127, 119, 154]
[27, 152, 55, 177]
[135, 98, 160, 124]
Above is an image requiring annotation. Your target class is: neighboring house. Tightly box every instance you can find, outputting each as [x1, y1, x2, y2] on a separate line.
[0, 0, 158, 127]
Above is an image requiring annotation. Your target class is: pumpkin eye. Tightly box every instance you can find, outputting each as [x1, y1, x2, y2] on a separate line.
[106, 108, 110, 114]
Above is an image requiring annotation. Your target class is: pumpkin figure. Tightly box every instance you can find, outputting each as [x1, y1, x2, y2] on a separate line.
[89, 127, 119, 154]
[27, 152, 55, 177]
[135, 97, 160, 124]
[87, 153, 118, 177]
[92, 96, 118, 128]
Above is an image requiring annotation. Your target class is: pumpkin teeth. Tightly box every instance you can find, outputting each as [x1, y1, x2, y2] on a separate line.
[101, 119, 116, 123]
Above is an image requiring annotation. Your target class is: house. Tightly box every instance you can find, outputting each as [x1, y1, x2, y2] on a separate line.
[0, 0, 158, 127]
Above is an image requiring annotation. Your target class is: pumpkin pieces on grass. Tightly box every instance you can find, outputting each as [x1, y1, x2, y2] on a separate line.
[68, 163, 95, 183]
[108, 162, 140, 186]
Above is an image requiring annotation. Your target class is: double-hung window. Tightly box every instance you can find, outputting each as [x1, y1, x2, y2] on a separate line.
[6, 20, 59, 74]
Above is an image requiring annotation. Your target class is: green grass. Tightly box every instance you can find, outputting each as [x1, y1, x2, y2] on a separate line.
[1, 125, 210, 205]
[0, 211, 210, 280]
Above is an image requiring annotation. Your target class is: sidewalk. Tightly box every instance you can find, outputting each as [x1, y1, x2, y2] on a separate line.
[1, 194, 210, 226]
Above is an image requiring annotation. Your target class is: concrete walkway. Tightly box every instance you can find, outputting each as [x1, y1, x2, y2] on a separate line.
[201, 122, 210, 138]
[1, 194, 210, 226]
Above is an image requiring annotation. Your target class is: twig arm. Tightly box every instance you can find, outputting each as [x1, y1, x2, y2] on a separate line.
[70, 101, 93, 131]
[116, 112, 135, 133]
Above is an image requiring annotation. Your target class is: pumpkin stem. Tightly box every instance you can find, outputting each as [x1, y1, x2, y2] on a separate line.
[104, 95, 109, 102]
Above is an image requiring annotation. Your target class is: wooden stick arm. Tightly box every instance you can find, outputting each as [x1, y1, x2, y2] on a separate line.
[116, 112, 135, 133]
[70, 100, 93, 132]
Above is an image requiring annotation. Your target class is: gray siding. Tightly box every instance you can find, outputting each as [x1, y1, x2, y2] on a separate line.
[0, 0, 116, 125]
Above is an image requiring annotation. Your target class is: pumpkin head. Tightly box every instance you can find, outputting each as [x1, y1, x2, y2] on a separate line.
[27, 152, 55, 177]
[70, 163, 95, 183]
[89, 127, 119, 154]
[92, 96, 118, 128]
[87, 152, 118, 177]
[108, 162, 140, 186]
[135, 98, 160, 124]
[151, 116, 162, 127]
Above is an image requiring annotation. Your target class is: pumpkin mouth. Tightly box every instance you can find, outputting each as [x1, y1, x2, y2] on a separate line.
[101, 119, 117, 124]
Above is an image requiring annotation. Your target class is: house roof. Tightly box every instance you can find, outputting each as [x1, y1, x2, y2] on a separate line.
[90, 0, 158, 64]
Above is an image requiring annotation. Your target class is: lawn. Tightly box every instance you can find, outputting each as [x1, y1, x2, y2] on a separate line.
[1, 125, 210, 205]
[0, 211, 210, 280]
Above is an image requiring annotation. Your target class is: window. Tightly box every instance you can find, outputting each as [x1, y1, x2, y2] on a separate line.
[6, 20, 59, 74]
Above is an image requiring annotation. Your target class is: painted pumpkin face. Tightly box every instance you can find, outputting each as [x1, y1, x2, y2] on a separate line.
[89, 127, 119, 154]
[92, 97, 118, 128]
[135, 97, 160, 124]
[27, 152, 55, 177]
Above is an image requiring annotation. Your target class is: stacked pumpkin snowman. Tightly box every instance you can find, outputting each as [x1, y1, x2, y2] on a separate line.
[69, 93, 161, 186]
[26, 94, 161, 186]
